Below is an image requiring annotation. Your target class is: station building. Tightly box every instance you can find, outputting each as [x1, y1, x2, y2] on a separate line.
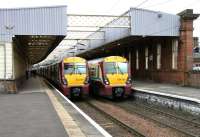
[0, 6, 67, 92]
[77, 8, 200, 87]
[0, 5, 199, 93]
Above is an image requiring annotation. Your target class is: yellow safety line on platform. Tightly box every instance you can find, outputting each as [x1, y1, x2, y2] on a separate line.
[42, 81, 86, 137]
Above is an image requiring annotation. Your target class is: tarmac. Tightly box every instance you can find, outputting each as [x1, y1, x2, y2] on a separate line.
[0, 85, 68, 137]
[0, 76, 107, 137]
[133, 80, 200, 102]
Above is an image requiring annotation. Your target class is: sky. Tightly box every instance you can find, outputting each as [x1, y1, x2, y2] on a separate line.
[0, 0, 199, 38]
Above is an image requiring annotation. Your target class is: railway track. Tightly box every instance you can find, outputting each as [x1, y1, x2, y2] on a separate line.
[45, 79, 200, 137]
[112, 100, 200, 137]
[75, 100, 145, 137]
[86, 101, 145, 137]
[76, 98, 195, 137]
[129, 101, 200, 128]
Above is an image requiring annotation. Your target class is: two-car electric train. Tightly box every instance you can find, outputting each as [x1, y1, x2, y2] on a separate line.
[88, 56, 132, 99]
[38, 57, 89, 98]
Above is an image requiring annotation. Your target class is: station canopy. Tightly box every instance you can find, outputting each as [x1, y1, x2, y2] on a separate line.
[14, 35, 64, 64]
[37, 13, 130, 66]
[0, 6, 67, 65]
[38, 8, 181, 66]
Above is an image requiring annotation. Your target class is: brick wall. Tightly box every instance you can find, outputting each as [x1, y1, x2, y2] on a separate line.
[187, 71, 200, 88]
[128, 38, 185, 85]
[128, 9, 199, 86]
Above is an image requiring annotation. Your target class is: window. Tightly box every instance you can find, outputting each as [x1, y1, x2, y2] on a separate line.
[104, 62, 128, 74]
[145, 47, 148, 70]
[64, 64, 74, 74]
[105, 62, 117, 74]
[117, 62, 128, 73]
[172, 40, 178, 69]
[64, 63, 86, 74]
[157, 44, 161, 69]
[136, 50, 139, 70]
[76, 63, 86, 74]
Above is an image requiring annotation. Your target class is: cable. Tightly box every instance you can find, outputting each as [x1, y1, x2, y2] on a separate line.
[135, 0, 149, 8]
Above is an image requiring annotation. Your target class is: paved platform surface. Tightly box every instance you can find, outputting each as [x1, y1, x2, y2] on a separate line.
[0, 77, 68, 137]
[133, 81, 200, 102]
[0, 76, 107, 137]
[49, 86, 106, 137]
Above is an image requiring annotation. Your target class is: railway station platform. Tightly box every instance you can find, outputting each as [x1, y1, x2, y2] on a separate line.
[132, 81, 200, 115]
[0, 77, 109, 137]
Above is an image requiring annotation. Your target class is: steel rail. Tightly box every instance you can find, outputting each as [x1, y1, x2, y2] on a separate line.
[85, 101, 145, 137]
[130, 101, 200, 128]
[113, 100, 199, 137]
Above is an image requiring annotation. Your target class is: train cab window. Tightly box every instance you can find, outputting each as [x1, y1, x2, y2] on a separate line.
[105, 62, 117, 74]
[64, 63, 86, 74]
[117, 62, 128, 73]
[76, 63, 86, 74]
[104, 62, 128, 74]
[64, 64, 74, 74]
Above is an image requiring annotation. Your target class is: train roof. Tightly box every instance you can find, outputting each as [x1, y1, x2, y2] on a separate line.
[88, 56, 127, 64]
[63, 57, 86, 63]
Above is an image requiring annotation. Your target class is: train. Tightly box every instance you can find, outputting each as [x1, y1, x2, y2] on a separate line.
[88, 56, 132, 99]
[37, 57, 90, 98]
[37, 56, 132, 99]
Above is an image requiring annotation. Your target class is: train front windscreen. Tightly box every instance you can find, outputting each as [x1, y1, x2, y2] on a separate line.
[64, 63, 87, 86]
[104, 62, 129, 86]
[64, 63, 86, 74]
[104, 62, 128, 74]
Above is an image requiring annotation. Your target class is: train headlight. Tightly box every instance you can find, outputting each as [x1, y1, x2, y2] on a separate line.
[84, 77, 89, 84]
[62, 77, 68, 85]
[104, 77, 110, 85]
[126, 77, 132, 84]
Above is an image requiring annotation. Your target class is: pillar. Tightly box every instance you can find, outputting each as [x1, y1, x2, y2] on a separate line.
[178, 9, 199, 85]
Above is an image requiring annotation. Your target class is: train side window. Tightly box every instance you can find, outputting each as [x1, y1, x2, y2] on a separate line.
[95, 66, 99, 78]
[89, 67, 96, 77]
[98, 65, 103, 80]
[56, 65, 59, 81]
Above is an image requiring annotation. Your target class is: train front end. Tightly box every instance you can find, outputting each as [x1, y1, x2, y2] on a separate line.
[61, 57, 89, 98]
[103, 56, 132, 98]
